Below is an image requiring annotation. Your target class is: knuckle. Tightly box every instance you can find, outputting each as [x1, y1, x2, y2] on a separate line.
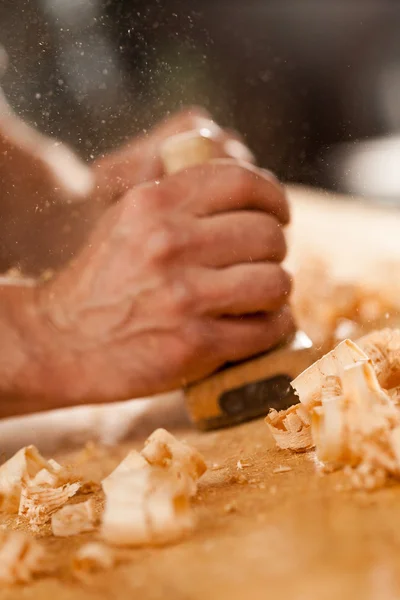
[146, 222, 180, 266]
[168, 278, 196, 317]
[123, 183, 161, 216]
[181, 320, 213, 363]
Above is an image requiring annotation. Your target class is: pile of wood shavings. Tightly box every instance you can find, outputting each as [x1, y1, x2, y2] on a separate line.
[0, 428, 207, 587]
[266, 329, 400, 491]
[291, 259, 400, 348]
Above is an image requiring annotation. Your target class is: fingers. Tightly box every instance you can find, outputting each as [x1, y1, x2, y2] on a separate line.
[164, 160, 289, 225]
[194, 263, 292, 316]
[158, 117, 255, 172]
[194, 211, 286, 267]
[93, 106, 254, 202]
[210, 306, 296, 364]
[155, 108, 254, 164]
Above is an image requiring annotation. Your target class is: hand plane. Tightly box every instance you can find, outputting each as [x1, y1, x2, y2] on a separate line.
[160, 130, 318, 430]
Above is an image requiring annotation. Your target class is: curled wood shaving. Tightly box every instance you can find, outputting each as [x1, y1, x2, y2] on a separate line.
[101, 468, 194, 547]
[51, 499, 95, 537]
[0, 446, 63, 513]
[265, 404, 313, 452]
[312, 360, 400, 475]
[268, 329, 400, 490]
[141, 429, 207, 496]
[291, 339, 369, 410]
[302, 344, 400, 488]
[358, 328, 400, 393]
[312, 376, 346, 464]
[19, 482, 81, 529]
[0, 531, 49, 584]
[72, 543, 115, 577]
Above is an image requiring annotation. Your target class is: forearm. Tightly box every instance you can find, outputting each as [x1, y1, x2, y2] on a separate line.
[0, 89, 99, 275]
[0, 281, 83, 417]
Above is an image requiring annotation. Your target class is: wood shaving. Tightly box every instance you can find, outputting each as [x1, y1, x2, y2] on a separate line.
[101, 468, 194, 547]
[0, 531, 49, 584]
[358, 328, 400, 393]
[272, 466, 292, 474]
[0, 446, 63, 512]
[102, 450, 148, 495]
[269, 330, 400, 491]
[51, 499, 95, 537]
[292, 258, 400, 348]
[19, 482, 81, 529]
[291, 339, 369, 410]
[311, 360, 400, 481]
[141, 429, 207, 496]
[265, 403, 313, 452]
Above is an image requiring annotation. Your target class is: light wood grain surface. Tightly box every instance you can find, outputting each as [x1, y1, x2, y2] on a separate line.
[2, 420, 400, 600]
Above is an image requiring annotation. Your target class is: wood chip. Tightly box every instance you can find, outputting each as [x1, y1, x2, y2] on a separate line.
[272, 466, 292, 474]
[236, 460, 250, 470]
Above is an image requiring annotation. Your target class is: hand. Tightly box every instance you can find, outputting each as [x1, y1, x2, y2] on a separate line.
[31, 160, 294, 408]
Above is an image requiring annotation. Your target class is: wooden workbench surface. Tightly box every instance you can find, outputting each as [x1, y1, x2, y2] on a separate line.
[0, 185, 399, 599]
[3, 420, 400, 600]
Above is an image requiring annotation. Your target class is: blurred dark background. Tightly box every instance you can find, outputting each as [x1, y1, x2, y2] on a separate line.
[1, 0, 400, 203]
